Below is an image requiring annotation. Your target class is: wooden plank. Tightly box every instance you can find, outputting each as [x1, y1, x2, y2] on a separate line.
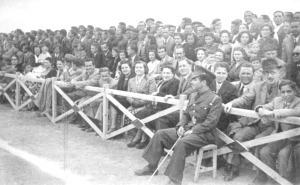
[53, 85, 103, 122]
[15, 74, 20, 107]
[106, 94, 154, 138]
[0, 79, 17, 95]
[18, 76, 45, 83]
[228, 107, 300, 126]
[3, 93, 17, 110]
[106, 88, 187, 105]
[141, 105, 179, 124]
[106, 124, 135, 139]
[204, 129, 292, 185]
[16, 94, 39, 111]
[203, 128, 300, 159]
[52, 78, 57, 123]
[103, 84, 109, 138]
[78, 111, 104, 138]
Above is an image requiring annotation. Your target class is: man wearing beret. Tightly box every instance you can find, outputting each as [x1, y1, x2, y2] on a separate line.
[134, 66, 223, 185]
[223, 58, 284, 182]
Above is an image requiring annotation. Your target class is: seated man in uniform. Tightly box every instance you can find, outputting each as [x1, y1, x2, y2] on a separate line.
[223, 58, 284, 181]
[134, 66, 223, 185]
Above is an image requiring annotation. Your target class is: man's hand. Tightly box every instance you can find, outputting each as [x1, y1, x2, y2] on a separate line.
[258, 109, 274, 117]
[183, 130, 192, 137]
[164, 95, 174, 102]
[224, 102, 233, 113]
[177, 126, 185, 137]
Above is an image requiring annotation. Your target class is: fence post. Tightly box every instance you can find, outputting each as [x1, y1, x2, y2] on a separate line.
[179, 94, 187, 119]
[52, 77, 57, 123]
[15, 73, 21, 109]
[103, 84, 109, 139]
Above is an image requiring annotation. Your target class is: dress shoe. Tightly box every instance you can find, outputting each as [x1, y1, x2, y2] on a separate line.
[127, 139, 141, 148]
[224, 165, 239, 181]
[248, 173, 268, 185]
[134, 165, 157, 176]
[135, 140, 149, 149]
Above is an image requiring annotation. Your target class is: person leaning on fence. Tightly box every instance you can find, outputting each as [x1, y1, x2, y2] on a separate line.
[134, 65, 222, 185]
[223, 58, 284, 182]
[78, 67, 117, 133]
[64, 58, 100, 124]
[125, 61, 157, 147]
[107, 60, 135, 134]
[128, 65, 180, 149]
[250, 80, 300, 185]
[34, 57, 57, 117]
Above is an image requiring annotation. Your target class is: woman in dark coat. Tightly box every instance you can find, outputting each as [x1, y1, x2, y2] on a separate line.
[127, 65, 180, 149]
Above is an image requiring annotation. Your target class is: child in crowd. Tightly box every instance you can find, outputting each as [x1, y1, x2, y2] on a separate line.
[248, 42, 260, 60]
[251, 56, 263, 83]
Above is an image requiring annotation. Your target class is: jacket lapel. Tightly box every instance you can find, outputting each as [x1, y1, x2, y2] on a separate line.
[260, 82, 268, 104]
[182, 73, 192, 92]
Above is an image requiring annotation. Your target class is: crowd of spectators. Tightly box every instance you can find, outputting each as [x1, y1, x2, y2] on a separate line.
[1, 10, 300, 185]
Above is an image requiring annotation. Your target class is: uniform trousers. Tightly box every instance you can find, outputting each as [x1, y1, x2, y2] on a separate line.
[142, 128, 215, 184]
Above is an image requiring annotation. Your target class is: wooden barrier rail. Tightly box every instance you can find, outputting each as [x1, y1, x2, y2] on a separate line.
[2, 73, 300, 185]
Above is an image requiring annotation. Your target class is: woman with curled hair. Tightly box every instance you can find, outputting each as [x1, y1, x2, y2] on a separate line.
[125, 61, 156, 146]
[233, 31, 253, 59]
[228, 47, 249, 82]
[106, 60, 135, 134]
[128, 65, 179, 149]
[218, 30, 232, 62]
[257, 24, 279, 58]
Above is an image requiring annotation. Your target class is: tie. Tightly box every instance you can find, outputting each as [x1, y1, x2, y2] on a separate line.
[179, 78, 186, 94]
[239, 85, 244, 95]
[294, 38, 297, 48]
[267, 85, 273, 94]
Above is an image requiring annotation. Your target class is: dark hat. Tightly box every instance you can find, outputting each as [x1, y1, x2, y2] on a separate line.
[192, 65, 216, 80]
[262, 58, 279, 71]
[262, 44, 278, 52]
[195, 47, 207, 53]
[146, 18, 155, 23]
[231, 19, 242, 26]
[192, 21, 202, 26]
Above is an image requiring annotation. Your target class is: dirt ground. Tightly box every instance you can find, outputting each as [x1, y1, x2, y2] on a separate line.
[0, 103, 256, 185]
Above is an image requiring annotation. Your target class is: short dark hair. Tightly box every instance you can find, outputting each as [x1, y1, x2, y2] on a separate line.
[85, 58, 95, 65]
[240, 62, 254, 71]
[157, 45, 167, 52]
[236, 31, 253, 44]
[174, 32, 184, 41]
[44, 57, 52, 64]
[73, 58, 84, 67]
[60, 29, 67, 36]
[118, 60, 132, 72]
[279, 79, 298, 91]
[133, 61, 149, 74]
[162, 65, 176, 74]
[214, 62, 229, 72]
[99, 67, 110, 75]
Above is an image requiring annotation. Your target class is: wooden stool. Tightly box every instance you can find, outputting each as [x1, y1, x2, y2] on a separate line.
[194, 144, 217, 182]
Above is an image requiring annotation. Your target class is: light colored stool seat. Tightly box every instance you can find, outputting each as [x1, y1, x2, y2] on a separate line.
[194, 144, 217, 182]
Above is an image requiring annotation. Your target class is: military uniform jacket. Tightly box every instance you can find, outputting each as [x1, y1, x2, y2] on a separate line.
[176, 88, 223, 134]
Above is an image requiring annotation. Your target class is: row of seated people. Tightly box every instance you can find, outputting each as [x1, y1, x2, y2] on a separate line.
[0, 47, 300, 185]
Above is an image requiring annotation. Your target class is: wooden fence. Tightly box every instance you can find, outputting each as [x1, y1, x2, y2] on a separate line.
[1, 73, 300, 185]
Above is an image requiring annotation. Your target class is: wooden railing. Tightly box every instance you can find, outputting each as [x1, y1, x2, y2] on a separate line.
[1, 73, 300, 185]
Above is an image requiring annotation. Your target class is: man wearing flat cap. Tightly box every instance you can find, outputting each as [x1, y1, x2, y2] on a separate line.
[223, 58, 284, 182]
[134, 65, 223, 185]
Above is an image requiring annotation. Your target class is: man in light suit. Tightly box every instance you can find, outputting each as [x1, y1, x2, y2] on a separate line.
[162, 27, 175, 57]
[282, 18, 300, 79]
[223, 59, 282, 182]
[254, 80, 300, 184]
